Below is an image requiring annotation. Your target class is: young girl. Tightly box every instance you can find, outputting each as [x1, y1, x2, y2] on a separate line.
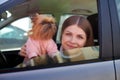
[22, 14, 59, 66]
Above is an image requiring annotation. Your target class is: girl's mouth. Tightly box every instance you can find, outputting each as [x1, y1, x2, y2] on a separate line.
[67, 44, 77, 49]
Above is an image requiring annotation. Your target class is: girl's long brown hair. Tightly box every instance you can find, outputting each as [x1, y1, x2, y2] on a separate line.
[61, 15, 94, 46]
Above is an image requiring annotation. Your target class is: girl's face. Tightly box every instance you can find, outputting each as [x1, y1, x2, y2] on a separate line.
[61, 25, 87, 51]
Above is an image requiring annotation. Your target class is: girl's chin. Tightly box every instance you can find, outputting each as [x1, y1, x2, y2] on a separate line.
[63, 46, 77, 51]
[65, 47, 75, 51]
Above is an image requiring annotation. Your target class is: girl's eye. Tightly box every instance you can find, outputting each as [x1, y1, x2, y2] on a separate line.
[77, 35, 84, 39]
[65, 33, 71, 36]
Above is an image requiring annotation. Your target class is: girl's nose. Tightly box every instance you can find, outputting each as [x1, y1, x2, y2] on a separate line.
[70, 36, 76, 43]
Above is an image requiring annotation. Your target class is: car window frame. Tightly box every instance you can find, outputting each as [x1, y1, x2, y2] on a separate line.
[108, 0, 120, 59]
[98, 0, 113, 59]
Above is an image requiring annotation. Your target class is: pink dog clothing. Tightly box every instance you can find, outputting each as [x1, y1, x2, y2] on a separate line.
[25, 37, 58, 59]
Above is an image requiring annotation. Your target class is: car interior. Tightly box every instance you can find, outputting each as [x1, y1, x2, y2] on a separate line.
[0, 0, 99, 70]
[87, 13, 98, 45]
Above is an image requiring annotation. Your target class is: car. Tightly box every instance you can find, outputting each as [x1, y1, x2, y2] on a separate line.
[0, 0, 120, 80]
[0, 24, 27, 49]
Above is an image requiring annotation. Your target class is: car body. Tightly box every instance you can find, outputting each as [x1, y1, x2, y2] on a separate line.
[0, 0, 120, 80]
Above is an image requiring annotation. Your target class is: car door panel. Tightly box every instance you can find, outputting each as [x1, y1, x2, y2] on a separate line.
[0, 61, 115, 80]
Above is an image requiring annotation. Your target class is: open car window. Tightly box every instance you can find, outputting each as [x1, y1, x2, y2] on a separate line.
[0, 0, 100, 72]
